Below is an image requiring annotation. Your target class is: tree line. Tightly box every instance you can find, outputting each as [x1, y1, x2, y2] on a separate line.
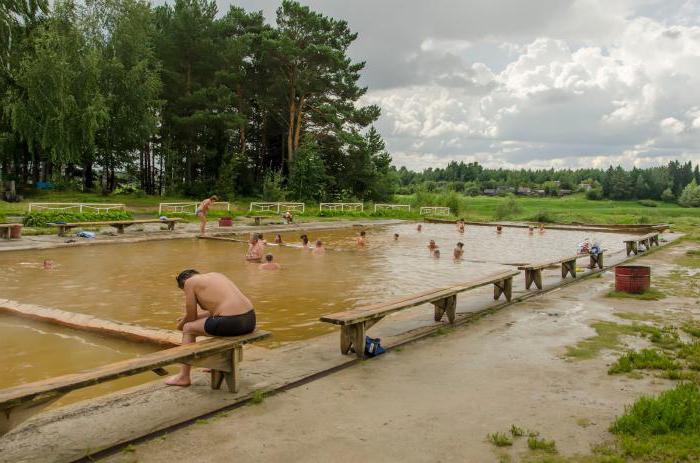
[0, 0, 392, 200]
[396, 160, 700, 203]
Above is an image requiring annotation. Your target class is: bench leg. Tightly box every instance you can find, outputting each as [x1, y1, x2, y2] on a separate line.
[211, 370, 224, 390]
[116, 225, 125, 234]
[223, 346, 242, 393]
[433, 295, 457, 323]
[494, 278, 512, 301]
[340, 323, 367, 359]
[562, 260, 576, 278]
[168, 221, 175, 231]
[525, 269, 533, 290]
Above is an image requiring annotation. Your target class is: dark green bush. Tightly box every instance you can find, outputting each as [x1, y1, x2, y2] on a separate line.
[586, 188, 604, 200]
[23, 210, 133, 228]
[638, 199, 658, 207]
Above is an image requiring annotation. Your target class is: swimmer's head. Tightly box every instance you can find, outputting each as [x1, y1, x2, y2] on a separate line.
[457, 242, 464, 248]
[257, 233, 263, 239]
[496, 226, 503, 231]
[251, 235, 259, 243]
[394, 233, 399, 239]
[176, 269, 200, 289]
[302, 236, 309, 245]
[265, 254, 273, 262]
[429, 240, 436, 246]
[316, 240, 322, 247]
[210, 195, 219, 202]
[433, 250, 440, 258]
[360, 231, 366, 237]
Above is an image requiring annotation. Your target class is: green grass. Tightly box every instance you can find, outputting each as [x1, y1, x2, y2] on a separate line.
[488, 432, 514, 447]
[250, 389, 266, 404]
[609, 383, 700, 462]
[606, 288, 666, 301]
[675, 249, 700, 268]
[608, 349, 680, 375]
[528, 436, 557, 453]
[682, 322, 700, 338]
[677, 343, 700, 370]
[565, 321, 644, 360]
[511, 424, 526, 437]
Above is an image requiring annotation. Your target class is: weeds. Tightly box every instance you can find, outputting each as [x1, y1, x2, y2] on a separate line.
[565, 321, 641, 360]
[511, 424, 525, 437]
[608, 349, 679, 375]
[613, 312, 661, 322]
[488, 432, 513, 447]
[250, 389, 266, 404]
[527, 436, 557, 453]
[682, 322, 700, 338]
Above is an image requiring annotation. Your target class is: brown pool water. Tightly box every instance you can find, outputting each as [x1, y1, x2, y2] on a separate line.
[0, 223, 633, 392]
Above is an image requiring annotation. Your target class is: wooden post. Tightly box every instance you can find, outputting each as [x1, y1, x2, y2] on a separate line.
[340, 325, 353, 354]
[224, 347, 241, 393]
[116, 224, 125, 234]
[353, 323, 366, 359]
[504, 277, 513, 301]
[534, 269, 543, 289]
[433, 298, 446, 321]
[210, 370, 224, 390]
[525, 269, 533, 290]
[445, 295, 457, 323]
[168, 221, 175, 231]
[494, 281, 504, 300]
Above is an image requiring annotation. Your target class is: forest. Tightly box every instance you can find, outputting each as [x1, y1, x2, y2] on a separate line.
[1, 0, 699, 206]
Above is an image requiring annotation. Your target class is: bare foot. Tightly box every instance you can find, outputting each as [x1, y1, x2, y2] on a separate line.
[165, 375, 191, 387]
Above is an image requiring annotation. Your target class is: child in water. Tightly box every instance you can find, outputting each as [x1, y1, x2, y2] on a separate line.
[453, 242, 464, 260]
[313, 240, 326, 255]
[394, 233, 399, 241]
[428, 240, 439, 254]
[274, 234, 283, 244]
[496, 225, 503, 234]
[356, 231, 366, 246]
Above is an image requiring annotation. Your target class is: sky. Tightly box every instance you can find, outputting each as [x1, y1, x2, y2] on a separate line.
[227, 0, 700, 171]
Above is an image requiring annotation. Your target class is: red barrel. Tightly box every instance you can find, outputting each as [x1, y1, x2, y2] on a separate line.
[615, 265, 651, 293]
[10, 225, 22, 239]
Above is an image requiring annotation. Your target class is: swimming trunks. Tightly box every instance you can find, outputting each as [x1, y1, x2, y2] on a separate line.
[204, 310, 256, 337]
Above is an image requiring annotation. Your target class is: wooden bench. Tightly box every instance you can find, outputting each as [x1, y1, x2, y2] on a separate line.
[48, 218, 182, 236]
[0, 331, 269, 436]
[0, 223, 22, 240]
[320, 270, 520, 359]
[623, 232, 660, 256]
[518, 253, 598, 290]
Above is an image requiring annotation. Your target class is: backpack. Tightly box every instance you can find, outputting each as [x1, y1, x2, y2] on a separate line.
[364, 336, 386, 357]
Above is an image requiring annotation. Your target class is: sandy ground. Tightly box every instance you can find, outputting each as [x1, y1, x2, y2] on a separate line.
[99, 239, 699, 463]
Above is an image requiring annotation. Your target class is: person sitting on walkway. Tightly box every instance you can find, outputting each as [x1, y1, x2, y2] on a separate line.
[453, 242, 464, 260]
[196, 195, 218, 236]
[313, 240, 326, 255]
[259, 254, 281, 270]
[166, 270, 256, 387]
[282, 211, 294, 224]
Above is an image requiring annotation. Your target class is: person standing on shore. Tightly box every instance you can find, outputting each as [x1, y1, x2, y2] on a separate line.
[196, 195, 218, 236]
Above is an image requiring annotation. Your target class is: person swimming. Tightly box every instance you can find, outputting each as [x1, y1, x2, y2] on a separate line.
[394, 233, 399, 241]
[300, 234, 310, 250]
[528, 225, 534, 235]
[356, 231, 366, 246]
[274, 234, 283, 244]
[428, 240, 439, 254]
[453, 242, 464, 260]
[457, 219, 465, 233]
[496, 225, 503, 234]
[259, 254, 281, 270]
[257, 233, 267, 246]
[433, 249, 441, 259]
[417, 224, 422, 232]
[246, 235, 264, 262]
[539, 223, 545, 233]
[312, 240, 325, 255]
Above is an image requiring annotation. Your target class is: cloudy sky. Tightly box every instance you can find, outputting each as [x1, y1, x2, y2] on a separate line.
[229, 0, 700, 171]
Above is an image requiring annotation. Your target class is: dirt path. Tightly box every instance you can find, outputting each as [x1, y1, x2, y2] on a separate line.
[101, 240, 699, 463]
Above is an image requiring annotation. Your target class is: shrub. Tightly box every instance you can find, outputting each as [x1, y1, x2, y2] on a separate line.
[679, 179, 700, 207]
[262, 171, 287, 201]
[586, 188, 604, 200]
[527, 436, 556, 452]
[638, 199, 658, 207]
[494, 195, 521, 220]
[487, 432, 513, 447]
[661, 188, 676, 203]
[529, 210, 553, 223]
[23, 210, 133, 228]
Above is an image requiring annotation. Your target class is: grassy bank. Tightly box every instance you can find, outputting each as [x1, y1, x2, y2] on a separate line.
[2, 191, 699, 235]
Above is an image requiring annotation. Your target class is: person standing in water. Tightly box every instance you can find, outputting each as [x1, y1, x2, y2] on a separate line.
[453, 242, 464, 260]
[417, 224, 422, 232]
[166, 270, 256, 387]
[428, 239, 439, 255]
[356, 231, 366, 246]
[394, 233, 399, 241]
[300, 234, 310, 250]
[246, 235, 264, 262]
[259, 254, 281, 270]
[496, 225, 503, 234]
[196, 195, 218, 236]
[274, 234, 283, 244]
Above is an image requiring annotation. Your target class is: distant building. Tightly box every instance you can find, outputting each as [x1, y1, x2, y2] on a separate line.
[483, 189, 497, 196]
[517, 187, 531, 195]
[578, 183, 593, 192]
[534, 189, 546, 196]
[558, 189, 573, 196]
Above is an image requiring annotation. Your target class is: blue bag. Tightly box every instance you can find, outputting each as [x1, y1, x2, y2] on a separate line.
[364, 336, 386, 357]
